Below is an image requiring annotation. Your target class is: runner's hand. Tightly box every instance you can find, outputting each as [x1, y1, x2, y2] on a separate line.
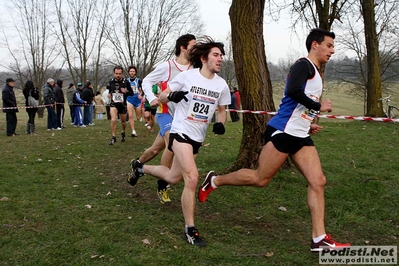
[213, 122, 225, 135]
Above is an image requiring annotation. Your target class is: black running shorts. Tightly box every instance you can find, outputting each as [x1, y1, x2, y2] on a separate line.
[264, 125, 314, 154]
[110, 103, 127, 114]
[168, 133, 202, 155]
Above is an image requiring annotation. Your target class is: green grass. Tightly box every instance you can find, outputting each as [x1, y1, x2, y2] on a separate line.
[0, 100, 398, 265]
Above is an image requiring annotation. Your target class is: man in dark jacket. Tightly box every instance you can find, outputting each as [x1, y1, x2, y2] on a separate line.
[82, 81, 94, 126]
[54, 79, 65, 128]
[66, 83, 76, 124]
[73, 83, 87, 127]
[43, 78, 59, 130]
[229, 90, 239, 122]
[2, 78, 18, 136]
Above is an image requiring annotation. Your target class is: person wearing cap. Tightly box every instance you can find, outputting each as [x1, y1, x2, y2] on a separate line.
[2, 78, 19, 136]
[66, 83, 76, 124]
[72, 82, 87, 127]
[43, 78, 60, 130]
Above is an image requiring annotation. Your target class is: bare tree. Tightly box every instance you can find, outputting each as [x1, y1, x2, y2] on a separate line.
[0, 0, 59, 117]
[54, 0, 110, 87]
[227, 0, 274, 171]
[334, 0, 399, 115]
[106, 0, 203, 78]
[335, 19, 369, 113]
[218, 33, 236, 87]
[361, 0, 382, 116]
[91, 0, 112, 90]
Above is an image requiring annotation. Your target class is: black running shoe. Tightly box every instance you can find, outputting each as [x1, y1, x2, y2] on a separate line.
[184, 228, 206, 246]
[121, 132, 126, 142]
[109, 136, 116, 145]
[127, 159, 144, 186]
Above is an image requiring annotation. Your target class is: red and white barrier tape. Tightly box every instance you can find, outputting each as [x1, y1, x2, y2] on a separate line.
[1, 105, 398, 122]
[0, 103, 93, 110]
[316, 114, 399, 123]
[228, 109, 399, 123]
[1, 105, 48, 110]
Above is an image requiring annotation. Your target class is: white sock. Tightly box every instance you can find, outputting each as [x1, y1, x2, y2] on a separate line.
[137, 165, 144, 174]
[211, 176, 218, 188]
[313, 234, 326, 243]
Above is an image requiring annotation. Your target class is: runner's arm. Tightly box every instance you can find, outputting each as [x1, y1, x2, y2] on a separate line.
[285, 60, 321, 111]
[142, 63, 168, 103]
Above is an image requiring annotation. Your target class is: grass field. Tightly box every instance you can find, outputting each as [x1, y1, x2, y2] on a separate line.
[0, 89, 398, 265]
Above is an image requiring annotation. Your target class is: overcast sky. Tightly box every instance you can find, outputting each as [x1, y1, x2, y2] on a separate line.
[0, 0, 309, 72]
[198, 0, 307, 64]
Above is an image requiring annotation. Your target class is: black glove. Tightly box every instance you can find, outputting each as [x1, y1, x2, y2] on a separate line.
[212, 122, 225, 135]
[167, 91, 188, 103]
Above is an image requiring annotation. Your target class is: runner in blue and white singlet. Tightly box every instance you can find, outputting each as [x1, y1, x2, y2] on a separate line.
[126, 76, 141, 107]
[268, 57, 322, 138]
[126, 66, 142, 137]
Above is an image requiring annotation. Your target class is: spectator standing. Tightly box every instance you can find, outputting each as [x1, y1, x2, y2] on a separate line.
[94, 91, 105, 120]
[54, 79, 65, 129]
[22, 80, 39, 134]
[228, 89, 239, 122]
[233, 87, 241, 121]
[66, 83, 76, 124]
[73, 83, 86, 127]
[82, 81, 95, 126]
[43, 78, 60, 131]
[2, 78, 19, 136]
[102, 86, 111, 120]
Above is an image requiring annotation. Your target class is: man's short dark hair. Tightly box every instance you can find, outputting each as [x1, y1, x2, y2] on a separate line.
[113, 66, 123, 73]
[306, 28, 335, 52]
[175, 34, 196, 57]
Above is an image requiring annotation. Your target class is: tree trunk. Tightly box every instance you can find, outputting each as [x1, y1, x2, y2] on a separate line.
[361, 0, 383, 117]
[226, 0, 275, 172]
